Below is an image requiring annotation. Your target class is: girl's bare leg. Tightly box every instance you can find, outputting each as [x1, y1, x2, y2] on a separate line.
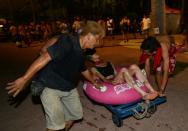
[123, 65, 158, 100]
[129, 64, 158, 93]
[116, 68, 147, 97]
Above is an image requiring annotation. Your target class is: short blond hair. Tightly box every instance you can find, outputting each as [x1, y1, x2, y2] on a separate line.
[79, 20, 105, 39]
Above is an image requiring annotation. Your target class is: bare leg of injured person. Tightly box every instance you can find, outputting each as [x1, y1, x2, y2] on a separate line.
[114, 65, 158, 100]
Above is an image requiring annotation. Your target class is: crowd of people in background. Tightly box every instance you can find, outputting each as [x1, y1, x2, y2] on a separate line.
[5, 15, 149, 47]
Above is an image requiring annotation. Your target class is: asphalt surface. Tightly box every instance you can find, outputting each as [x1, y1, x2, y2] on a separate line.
[0, 36, 188, 131]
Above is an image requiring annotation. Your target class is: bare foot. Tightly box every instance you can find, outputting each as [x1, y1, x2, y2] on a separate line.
[158, 90, 166, 97]
[65, 120, 74, 131]
[143, 92, 158, 100]
[159, 92, 166, 97]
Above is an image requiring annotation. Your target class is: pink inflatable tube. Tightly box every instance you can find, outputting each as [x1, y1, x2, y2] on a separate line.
[83, 80, 149, 105]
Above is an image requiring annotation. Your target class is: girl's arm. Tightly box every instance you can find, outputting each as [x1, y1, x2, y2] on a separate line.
[111, 62, 117, 76]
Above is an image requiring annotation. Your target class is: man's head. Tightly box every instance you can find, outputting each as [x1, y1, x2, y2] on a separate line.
[140, 36, 161, 55]
[79, 20, 105, 49]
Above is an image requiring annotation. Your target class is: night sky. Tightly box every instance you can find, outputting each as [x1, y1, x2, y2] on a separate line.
[0, 0, 183, 23]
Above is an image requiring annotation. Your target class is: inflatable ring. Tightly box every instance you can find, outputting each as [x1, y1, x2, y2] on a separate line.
[83, 79, 148, 105]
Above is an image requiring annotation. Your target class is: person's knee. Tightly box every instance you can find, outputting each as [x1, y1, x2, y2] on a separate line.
[129, 64, 139, 71]
[120, 67, 128, 73]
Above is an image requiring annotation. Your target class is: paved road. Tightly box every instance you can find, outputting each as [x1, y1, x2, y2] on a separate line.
[0, 40, 188, 131]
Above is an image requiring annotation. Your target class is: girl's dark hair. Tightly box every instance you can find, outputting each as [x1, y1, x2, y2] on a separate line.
[84, 48, 96, 56]
[140, 36, 161, 53]
[83, 48, 96, 60]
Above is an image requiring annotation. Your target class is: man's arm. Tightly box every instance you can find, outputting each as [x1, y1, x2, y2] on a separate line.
[81, 69, 96, 84]
[6, 52, 52, 97]
[81, 69, 102, 89]
[40, 37, 58, 55]
[145, 58, 151, 78]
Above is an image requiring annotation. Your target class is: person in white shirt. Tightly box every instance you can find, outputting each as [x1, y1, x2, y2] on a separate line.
[141, 14, 151, 38]
[106, 17, 114, 37]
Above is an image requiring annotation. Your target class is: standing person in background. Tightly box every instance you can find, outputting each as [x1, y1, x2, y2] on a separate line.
[106, 17, 114, 38]
[130, 18, 140, 39]
[9, 24, 17, 42]
[72, 16, 81, 34]
[141, 14, 151, 38]
[97, 18, 107, 34]
[97, 18, 106, 45]
[6, 20, 105, 131]
[120, 16, 130, 42]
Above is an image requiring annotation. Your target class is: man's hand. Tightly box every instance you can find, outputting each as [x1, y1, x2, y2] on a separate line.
[93, 81, 103, 89]
[6, 77, 27, 97]
[103, 79, 113, 84]
[93, 81, 107, 92]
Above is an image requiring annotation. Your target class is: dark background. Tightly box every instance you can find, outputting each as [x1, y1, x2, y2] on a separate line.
[0, 0, 182, 23]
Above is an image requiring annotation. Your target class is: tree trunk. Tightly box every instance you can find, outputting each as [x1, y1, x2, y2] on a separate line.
[150, 0, 166, 35]
[7, 0, 14, 20]
[30, 0, 36, 22]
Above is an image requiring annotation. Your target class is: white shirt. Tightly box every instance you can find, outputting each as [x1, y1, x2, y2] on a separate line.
[142, 17, 151, 30]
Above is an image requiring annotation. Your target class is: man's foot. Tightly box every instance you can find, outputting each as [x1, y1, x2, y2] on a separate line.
[143, 91, 158, 100]
[159, 92, 166, 97]
[144, 99, 150, 104]
[64, 121, 74, 131]
[158, 90, 166, 97]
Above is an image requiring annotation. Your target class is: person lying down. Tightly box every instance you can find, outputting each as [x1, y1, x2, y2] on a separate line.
[86, 50, 158, 100]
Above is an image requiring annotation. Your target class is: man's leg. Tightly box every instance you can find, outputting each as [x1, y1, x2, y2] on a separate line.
[61, 88, 83, 131]
[155, 71, 166, 97]
[47, 129, 65, 131]
[155, 71, 162, 90]
[41, 88, 66, 131]
[64, 121, 74, 131]
[46, 121, 73, 131]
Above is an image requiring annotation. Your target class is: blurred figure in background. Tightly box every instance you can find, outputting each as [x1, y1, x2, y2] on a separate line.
[120, 16, 130, 42]
[141, 14, 151, 38]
